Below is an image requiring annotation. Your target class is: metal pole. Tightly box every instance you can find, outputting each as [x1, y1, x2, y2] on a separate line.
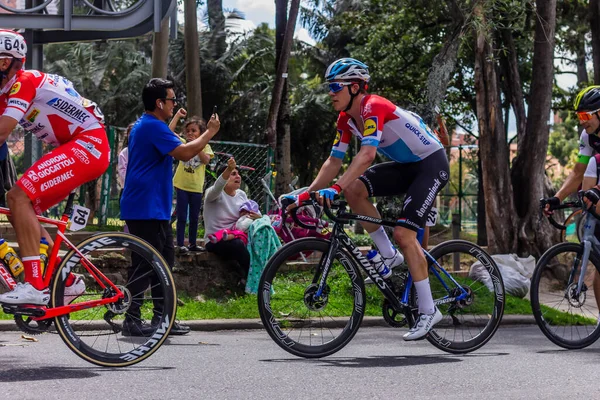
[63, 0, 72, 31]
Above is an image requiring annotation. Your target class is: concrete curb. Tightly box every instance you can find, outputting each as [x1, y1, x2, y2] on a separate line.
[0, 315, 536, 332]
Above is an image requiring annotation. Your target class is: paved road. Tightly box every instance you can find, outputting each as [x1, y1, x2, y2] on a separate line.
[0, 325, 598, 399]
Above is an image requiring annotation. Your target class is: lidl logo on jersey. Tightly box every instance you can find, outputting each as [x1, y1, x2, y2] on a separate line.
[47, 98, 89, 124]
[9, 82, 20, 95]
[363, 117, 378, 136]
[333, 130, 342, 147]
[26, 108, 40, 123]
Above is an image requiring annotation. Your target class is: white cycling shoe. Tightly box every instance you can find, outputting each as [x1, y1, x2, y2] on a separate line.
[0, 282, 50, 305]
[364, 250, 405, 284]
[64, 274, 86, 304]
[403, 307, 442, 341]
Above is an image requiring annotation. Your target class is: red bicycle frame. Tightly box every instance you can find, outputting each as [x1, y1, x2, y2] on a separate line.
[0, 193, 125, 320]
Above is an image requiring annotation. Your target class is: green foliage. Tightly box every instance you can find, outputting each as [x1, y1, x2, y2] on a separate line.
[44, 39, 152, 127]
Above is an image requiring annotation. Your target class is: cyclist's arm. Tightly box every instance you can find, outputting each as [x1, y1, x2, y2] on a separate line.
[0, 116, 19, 145]
[307, 156, 343, 192]
[335, 145, 377, 190]
[555, 162, 587, 201]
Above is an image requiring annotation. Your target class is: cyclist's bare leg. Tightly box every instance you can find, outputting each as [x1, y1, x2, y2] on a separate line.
[344, 179, 381, 232]
[393, 227, 428, 281]
[6, 187, 40, 257]
[5, 214, 51, 249]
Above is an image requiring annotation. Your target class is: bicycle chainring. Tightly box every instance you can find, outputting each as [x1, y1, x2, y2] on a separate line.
[14, 315, 53, 335]
[382, 300, 408, 328]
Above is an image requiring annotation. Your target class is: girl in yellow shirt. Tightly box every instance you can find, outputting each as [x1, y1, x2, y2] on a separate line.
[173, 117, 214, 253]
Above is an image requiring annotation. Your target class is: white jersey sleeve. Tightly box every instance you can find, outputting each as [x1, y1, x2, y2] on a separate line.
[584, 156, 598, 179]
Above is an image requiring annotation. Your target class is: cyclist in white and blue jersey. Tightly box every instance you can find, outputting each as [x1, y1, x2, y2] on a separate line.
[288, 58, 450, 340]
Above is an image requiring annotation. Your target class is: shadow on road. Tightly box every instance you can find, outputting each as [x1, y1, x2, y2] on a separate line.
[537, 348, 600, 355]
[261, 352, 508, 368]
[0, 366, 175, 382]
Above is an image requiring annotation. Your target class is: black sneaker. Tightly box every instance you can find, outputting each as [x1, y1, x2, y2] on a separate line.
[122, 318, 156, 337]
[187, 244, 205, 252]
[151, 316, 191, 336]
[169, 321, 191, 336]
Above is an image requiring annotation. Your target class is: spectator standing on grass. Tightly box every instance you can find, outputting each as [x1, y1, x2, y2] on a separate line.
[120, 78, 220, 337]
[168, 110, 213, 254]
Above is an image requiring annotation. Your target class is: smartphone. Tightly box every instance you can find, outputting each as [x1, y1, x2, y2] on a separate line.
[212, 105, 218, 115]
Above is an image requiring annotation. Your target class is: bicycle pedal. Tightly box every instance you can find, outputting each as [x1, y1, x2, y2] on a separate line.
[2, 305, 46, 317]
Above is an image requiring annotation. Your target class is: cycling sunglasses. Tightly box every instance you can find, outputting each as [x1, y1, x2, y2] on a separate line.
[328, 82, 354, 93]
[577, 109, 600, 122]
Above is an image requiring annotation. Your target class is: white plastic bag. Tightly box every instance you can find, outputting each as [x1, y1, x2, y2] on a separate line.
[469, 253, 534, 298]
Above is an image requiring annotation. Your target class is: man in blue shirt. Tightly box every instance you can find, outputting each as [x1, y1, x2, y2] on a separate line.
[121, 78, 220, 336]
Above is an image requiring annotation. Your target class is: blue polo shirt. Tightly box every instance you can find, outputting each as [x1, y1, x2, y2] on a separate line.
[120, 113, 182, 220]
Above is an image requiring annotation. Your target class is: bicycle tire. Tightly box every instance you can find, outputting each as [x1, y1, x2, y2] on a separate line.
[530, 242, 600, 349]
[51, 233, 177, 367]
[258, 237, 366, 358]
[410, 240, 505, 354]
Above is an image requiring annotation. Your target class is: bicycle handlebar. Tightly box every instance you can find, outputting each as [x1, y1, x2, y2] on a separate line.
[540, 193, 600, 230]
[280, 197, 319, 230]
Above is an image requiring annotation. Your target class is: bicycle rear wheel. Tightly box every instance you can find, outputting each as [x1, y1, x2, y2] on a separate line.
[258, 238, 366, 358]
[51, 233, 177, 367]
[412, 240, 505, 354]
[530, 242, 600, 349]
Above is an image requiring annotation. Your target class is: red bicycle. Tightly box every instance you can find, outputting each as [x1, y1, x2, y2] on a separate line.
[0, 191, 176, 367]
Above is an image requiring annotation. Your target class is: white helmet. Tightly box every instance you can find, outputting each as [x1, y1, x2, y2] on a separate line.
[0, 30, 27, 60]
[325, 58, 370, 82]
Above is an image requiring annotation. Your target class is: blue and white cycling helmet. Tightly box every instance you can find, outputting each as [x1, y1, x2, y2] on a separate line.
[325, 58, 370, 82]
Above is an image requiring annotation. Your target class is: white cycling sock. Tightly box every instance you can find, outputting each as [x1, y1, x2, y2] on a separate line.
[414, 278, 435, 315]
[369, 227, 396, 258]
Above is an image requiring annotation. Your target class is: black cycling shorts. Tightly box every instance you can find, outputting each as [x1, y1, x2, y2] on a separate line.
[358, 149, 449, 232]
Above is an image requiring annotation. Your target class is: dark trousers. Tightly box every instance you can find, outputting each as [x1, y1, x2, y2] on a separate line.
[205, 239, 250, 277]
[125, 219, 174, 321]
[175, 188, 203, 247]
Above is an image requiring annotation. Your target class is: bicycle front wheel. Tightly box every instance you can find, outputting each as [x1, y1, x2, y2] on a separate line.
[51, 233, 177, 367]
[530, 242, 600, 349]
[413, 240, 505, 354]
[258, 238, 366, 358]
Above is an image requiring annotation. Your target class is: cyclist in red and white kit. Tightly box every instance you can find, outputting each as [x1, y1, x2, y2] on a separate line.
[287, 58, 450, 340]
[0, 31, 109, 305]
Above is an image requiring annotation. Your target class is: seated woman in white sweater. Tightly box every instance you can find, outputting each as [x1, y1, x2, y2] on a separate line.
[203, 157, 259, 279]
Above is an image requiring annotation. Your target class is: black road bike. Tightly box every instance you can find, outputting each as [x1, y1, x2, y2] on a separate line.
[258, 196, 505, 358]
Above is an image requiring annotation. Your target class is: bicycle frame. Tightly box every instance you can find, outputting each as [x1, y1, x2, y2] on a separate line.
[0, 192, 124, 320]
[570, 211, 600, 296]
[314, 209, 469, 311]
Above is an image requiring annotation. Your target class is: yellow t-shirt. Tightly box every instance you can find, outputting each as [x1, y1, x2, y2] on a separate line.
[173, 142, 214, 193]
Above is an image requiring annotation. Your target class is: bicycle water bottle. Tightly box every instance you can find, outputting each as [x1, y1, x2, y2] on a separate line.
[0, 238, 23, 277]
[40, 237, 49, 274]
[366, 250, 392, 279]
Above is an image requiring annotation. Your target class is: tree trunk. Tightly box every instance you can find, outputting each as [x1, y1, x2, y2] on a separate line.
[591, 0, 600, 84]
[474, 3, 517, 254]
[184, 0, 202, 117]
[275, 86, 292, 196]
[510, 0, 557, 256]
[207, 0, 227, 59]
[421, 0, 464, 126]
[476, 154, 487, 246]
[152, 17, 170, 78]
[499, 28, 527, 142]
[576, 37, 589, 84]
[265, 0, 300, 149]
[274, 0, 292, 195]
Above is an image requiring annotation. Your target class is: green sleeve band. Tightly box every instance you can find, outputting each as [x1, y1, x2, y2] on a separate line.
[577, 155, 591, 164]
